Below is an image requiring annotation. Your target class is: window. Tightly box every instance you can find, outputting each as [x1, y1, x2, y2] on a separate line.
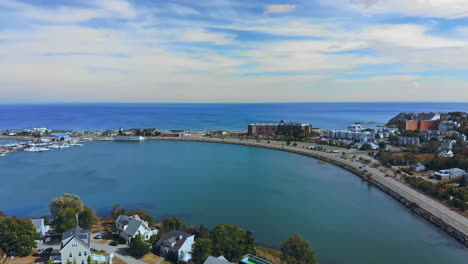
[69, 253, 72, 258]
[79, 252, 82, 256]
[84, 251, 87, 256]
[81, 260, 84, 264]
[72, 242, 77, 247]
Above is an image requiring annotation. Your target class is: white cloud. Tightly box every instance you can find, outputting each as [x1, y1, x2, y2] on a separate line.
[179, 30, 234, 45]
[364, 24, 466, 49]
[168, 4, 200, 16]
[265, 4, 296, 14]
[351, 0, 468, 19]
[94, 0, 136, 18]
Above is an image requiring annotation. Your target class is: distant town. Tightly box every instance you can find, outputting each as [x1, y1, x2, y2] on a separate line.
[1, 111, 468, 264]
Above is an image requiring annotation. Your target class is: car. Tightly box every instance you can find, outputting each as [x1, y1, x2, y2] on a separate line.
[44, 237, 52, 243]
[110, 241, 119, 246]
[34, 248, 53, 256]
[95, 233, 102, 239]
[48, 228, 55, 234]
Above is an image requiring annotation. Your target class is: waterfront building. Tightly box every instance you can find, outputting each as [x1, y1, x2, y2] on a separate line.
[203, 256, 230, 264]
[31, 218, 49, 239]
[399, 120, 438, 131]
[398, 136, 420, 146]
[439, 120, 461, 133]
[155, 230, 195, 263]
[115, 214, 158, 243]
[60, 226, 91, 264]
[248, 120, 311, 137]
[327, 129, 375, 142]
[347, 124, 365, 132]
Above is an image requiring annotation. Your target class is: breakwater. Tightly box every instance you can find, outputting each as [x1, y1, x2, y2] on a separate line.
[152, 136, 468, 247]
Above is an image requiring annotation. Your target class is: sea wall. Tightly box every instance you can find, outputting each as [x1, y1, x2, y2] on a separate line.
[152, 137, 468, 247]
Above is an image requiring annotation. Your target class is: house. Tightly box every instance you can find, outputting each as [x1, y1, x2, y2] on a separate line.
[435, 168, 466, 180]
[60, 226, 91, 264]
[239, 255, 272, 264]
[155, 230, 195, 263]
[31, 218, 49, 239]
[398, 136, 420, 146]
[203, 256, 230, 264]
[438, 149, 454, 158]
[439, 120, 460, 133]
[410, 162, 426, 172]
[115, 215, 158, 243]
[440, 139, 457, 150]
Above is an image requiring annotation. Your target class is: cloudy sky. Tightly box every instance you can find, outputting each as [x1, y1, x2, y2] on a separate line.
[1, 0, 468, 103]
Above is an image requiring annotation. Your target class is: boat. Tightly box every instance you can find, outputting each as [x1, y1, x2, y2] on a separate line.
[48, 144, 61, 149]
[24, 146, 50, 152]
[114, 136, 145, 142]
[98, 137, 115, 141]
[70, 143, 83, 147]
[0, 153, 6, 157]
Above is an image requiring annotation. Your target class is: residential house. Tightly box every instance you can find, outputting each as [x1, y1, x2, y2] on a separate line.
[60, 226, 91, 264]
[155, 230, 195, 263]
[398, 136, 420, 146]
[31, 218, 49, 239]
[410, 162, 426, 172]
[440, 139, 457, 150]
[439, 120, 460, 133]
[203, 256, 230, 264]
[438, 149, 454, 158]
[115, 215, 158, 243]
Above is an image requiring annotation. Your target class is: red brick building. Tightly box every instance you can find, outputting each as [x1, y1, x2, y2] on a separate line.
[248, 120, 311, 136]
[399, 120, 438, 131]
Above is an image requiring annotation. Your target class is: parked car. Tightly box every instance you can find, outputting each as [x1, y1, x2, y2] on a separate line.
[110, 241, 119, 246]
[95, 233, 102, 239]
[34, 248, 53, 256]
[44, 237, 52, 243]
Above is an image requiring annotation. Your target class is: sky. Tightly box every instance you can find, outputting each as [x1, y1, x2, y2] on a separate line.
[1, 0, 468, 103]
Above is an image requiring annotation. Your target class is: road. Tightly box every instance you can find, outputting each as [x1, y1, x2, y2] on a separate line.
[153, 136, 468, 239]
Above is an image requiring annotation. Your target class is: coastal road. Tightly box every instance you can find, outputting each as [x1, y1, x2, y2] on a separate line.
[154, 137, 468, 238]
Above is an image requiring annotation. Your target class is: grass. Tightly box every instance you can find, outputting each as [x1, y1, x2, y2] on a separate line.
[5, 254, 37, 264]
[113, 257, 127, 264]
[255, 246, 283, 264]
[140, 253, 173, 264]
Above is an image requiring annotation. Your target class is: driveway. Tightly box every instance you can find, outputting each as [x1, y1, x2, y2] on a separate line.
[91, 233, 144, 264]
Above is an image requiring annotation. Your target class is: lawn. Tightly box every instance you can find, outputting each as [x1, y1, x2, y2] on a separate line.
[255, 246, 283, 264]
[140, 253, 174, 264]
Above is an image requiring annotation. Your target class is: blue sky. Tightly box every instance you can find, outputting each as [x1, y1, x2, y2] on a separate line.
[0, 0, 468, 102]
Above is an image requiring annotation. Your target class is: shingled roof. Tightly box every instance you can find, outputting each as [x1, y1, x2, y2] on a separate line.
[156, 230, 193, 250]
[61, 226, 91, 249]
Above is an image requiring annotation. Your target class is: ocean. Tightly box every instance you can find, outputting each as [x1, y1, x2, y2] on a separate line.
[0, 102, 467, 131]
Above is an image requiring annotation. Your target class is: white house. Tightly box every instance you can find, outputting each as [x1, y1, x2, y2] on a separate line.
[31, 218, 49, 239]
[410, 162, 426, 172]
[60, 226, 91, 264]
[156, 230, 195, 263]
[438, 149, 454, 158]
[115, 215, 158, 243]
[440, 139, 457, 150]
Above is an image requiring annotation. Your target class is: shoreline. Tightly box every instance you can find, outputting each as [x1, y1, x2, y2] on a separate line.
[148, 136, 468, 248]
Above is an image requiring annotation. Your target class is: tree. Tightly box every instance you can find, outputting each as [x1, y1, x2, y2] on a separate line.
[191, 238, 212, 264]
[378, 142, 387, 149]
[79, 207, 94, 230]
[55, 207, 80, 234]
[128, 234, 150, 259]
[0, 217, 37, 256]
[0, 211, 6, 217]
[153, 218, 186, 241]
[87, 255, 92, 264]
[292, 143, 297, 147]
[360, 143, 372, 150]
[210, 224, 255, 262]
[50, 193, 83, 218]
[281, 234, 317, 264]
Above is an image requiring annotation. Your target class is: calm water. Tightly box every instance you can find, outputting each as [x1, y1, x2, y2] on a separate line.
[0, 102, 467, 130]
[0, 141, 466, 264]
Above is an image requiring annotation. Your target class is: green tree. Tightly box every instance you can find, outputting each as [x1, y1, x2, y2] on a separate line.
[50, 193, 83, 218]
[292, 143, 297, 147]
[360, 143, 372, 150]
[210, 224, 255, 262]
[281, 234, 317, 264]
[378, 142, 387, 149]
[87, 255, 92, 264]
[79, 207, 94, 230]
[0, 217, 37, 256]
[128, 234, 150, 259]
[191, 238, 212, 264]
[55, 207, 80, 234]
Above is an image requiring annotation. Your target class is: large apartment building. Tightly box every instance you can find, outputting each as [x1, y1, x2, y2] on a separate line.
[248, 120, 311, 137]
